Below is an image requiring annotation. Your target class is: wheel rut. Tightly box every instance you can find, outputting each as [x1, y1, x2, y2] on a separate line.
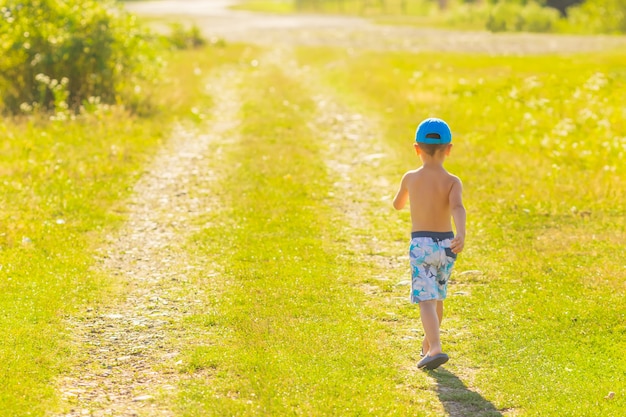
[55, 69, 242, 417]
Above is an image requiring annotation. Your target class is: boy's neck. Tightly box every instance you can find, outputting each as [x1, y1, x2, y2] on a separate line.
[420, 154, 446, 168]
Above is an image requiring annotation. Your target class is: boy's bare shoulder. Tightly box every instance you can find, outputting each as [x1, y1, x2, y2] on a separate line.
[447, 172, 463, 186]
[403, 168, 462, 189]
[401, 168, 422, 181]
[437, 170, 463, 192]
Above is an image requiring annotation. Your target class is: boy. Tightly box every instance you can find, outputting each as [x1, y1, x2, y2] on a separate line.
[393, 117, 466, 370]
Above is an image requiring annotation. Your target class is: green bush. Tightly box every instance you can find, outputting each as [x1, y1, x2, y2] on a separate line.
[486, 2, 522, 31]
[520, 1, 561, 31]
[167, 23, 207, 50]
[566, 0, 626, 33]
[486, 1, 560, 32]
[0, 0, 162, 114]
[445, 4, 493, 29]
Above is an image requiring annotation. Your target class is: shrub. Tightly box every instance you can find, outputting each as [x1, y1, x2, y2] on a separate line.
[486, 1, 561, 32]
[0, 0, 162, 114]
[445, 4, 493, 29]
[486, 1, 524, 31]
[167, 23, 207, 50]
[520, 1, 561, 32]
[566, 0, 626, 33]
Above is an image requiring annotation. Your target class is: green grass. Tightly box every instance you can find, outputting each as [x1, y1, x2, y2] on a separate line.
[292, 46, 626, 415]
[171, 45, 625, 415]
[177, 54, 435, 416]
[1, 34, 625, 417]
[0, 112, 164, 413]
[232, 0, 434, 16]
[229, 0, 296, 14]
[0, 44, 248, 416]
[237, 1, 480, 32]
[230, 0, 613, 33]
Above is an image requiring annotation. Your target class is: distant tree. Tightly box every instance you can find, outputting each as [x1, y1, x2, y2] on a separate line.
[567, 0, 626, 33]
[545, 0, 584, 16]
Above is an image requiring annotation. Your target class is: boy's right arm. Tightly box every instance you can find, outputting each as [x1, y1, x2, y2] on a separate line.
[393, 173, 409, 210]
[449, 178, 466, 254]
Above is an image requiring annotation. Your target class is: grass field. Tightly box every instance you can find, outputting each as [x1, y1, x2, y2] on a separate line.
[0, 46, 244, 414]
[294, 47, 626, 416]
[230, 0, 434, 16]
[0, 111, 164, 413]
[1, 36, 625, 417]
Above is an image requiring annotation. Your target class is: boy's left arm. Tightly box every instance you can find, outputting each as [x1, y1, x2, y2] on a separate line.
[449, 178, 466, 254]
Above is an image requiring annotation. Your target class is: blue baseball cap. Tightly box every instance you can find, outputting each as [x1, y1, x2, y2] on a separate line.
[415, 118, 452, 144]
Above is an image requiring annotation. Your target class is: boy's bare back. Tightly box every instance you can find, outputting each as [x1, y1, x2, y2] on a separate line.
[400, 165, 462, 233]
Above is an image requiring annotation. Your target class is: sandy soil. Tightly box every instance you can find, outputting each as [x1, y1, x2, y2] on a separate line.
[53, 2, 623, 416]
[124, 0, 626, 54]
[55, 70, 243, 417]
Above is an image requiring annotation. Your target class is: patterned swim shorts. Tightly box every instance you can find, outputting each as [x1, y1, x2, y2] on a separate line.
[409, 231, 457, 303]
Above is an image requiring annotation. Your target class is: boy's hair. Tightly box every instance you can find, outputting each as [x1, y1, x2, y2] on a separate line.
[417, 142, 448, 156]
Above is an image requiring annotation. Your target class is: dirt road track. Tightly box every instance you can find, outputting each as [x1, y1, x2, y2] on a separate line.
[53, 2, 623, 416]
[124, 0, 626, 54]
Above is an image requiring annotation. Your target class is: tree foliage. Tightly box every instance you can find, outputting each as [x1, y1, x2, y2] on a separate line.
[544, 0, 584, 16]
[486, 1, 561, 32]
[0, 0, 161, 114]
[567, 0, 626, 32]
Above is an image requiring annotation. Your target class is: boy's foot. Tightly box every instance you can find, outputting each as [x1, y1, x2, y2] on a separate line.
[417, 353, 449, 370]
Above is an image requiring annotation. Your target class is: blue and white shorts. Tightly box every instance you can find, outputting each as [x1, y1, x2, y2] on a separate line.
[409, 231, 457, 303]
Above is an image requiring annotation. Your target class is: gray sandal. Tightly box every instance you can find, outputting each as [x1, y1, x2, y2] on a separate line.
[417, 353, 449, 370]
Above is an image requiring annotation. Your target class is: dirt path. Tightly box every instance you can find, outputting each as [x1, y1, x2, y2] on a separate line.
[55, 69, 242, 416]
[126, 0, 626, 54]
[54, 2, 623, 415]
[284, 51, 502, 417]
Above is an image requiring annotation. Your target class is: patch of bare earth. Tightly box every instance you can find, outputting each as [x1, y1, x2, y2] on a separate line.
[126, 0, 626, 55]
[57, 1, 618, 413]
[312, 74, 508, 417]
[263, 47, 506, 416]
[54, 69, 242, 417]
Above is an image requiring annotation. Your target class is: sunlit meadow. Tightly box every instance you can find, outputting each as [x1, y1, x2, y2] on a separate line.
[169, 45, 625, 416]
[292, 47, 626, 415]
[0, 29, 624, 417]
[0, 45, 246, 415]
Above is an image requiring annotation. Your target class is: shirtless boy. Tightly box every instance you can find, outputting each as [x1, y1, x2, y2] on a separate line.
[393, 117, 466, 370]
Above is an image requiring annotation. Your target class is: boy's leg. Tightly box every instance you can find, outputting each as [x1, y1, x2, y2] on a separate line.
[422, 300, 444, 354]
[420, 299, 443, 356]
